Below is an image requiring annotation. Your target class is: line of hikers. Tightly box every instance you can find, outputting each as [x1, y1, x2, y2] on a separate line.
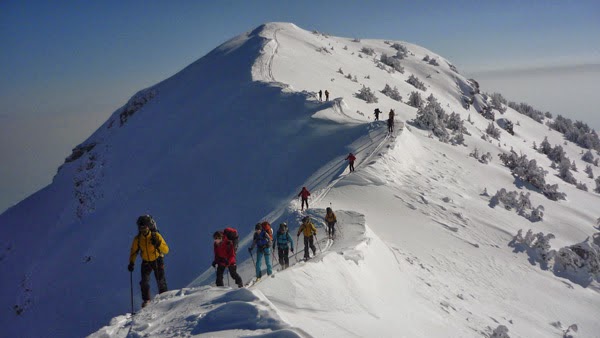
[127, 208, 338, 306]
[374, 108, 395, 133]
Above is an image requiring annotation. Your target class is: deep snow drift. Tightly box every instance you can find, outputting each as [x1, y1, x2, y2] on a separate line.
[2, 23, 599, 338]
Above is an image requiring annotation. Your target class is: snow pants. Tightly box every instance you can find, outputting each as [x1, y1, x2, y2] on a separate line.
[277, 247, 290, 269]
[256, 247, 273, 278]
[303, 236, 317, 259]
[327, 221, 336, 238]
[301, 198, 309, 210]
[140, 257, 168, 301]
[216, 265, 243, 288]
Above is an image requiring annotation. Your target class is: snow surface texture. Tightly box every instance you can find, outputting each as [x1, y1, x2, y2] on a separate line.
[1, 22, 599, 337]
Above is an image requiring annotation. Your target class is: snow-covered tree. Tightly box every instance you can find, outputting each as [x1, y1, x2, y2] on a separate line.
[469, 148, 492, 164]
[559, 158, 577, 184]
[498, 151, 566, 200]
[539, 136, 552, 154]
[490, 92, 507, 113]
[585, 164, 594, 178]
[548, 145, 568, 163]
[511, 229, 556, 266]
[508, 101, 545, 123]
[381, 84, 402, 101]
[414, 100, 449, 142]
[485, 122, 501, 139]
[360, 47, 375, 56]
[380, 54, 405, 73]
[595, 177, 600, 193]
[542, 183, 567, 201]
[480, 106, 495, 121]
[576, 182, 588, 191]
[390, 43, 408, 58]
[355, 86, 378, 103]
[446, 112, 468, 134]
[490, 325, 510, 338]
[451, 131, 465, 146]
[530, 205, 544, 222]
[428, 58, 439, 66]
[407, 91, 424, 108]
[406, 74, 427, 91]
[422, 55, 430, 62]
[555, 238, 600, 281]
[582, 149, 595, 163]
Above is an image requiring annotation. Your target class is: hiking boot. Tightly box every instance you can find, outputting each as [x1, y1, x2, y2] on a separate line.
[142, 300, 150, 308]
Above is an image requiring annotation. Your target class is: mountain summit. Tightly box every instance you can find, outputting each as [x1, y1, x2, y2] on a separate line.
[2, 22, 599, 337]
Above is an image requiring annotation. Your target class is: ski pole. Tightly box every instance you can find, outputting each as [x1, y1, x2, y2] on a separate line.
[295, 236, 300, 262]
[130, 271, 135, 315]
[315, 234, 322, 253]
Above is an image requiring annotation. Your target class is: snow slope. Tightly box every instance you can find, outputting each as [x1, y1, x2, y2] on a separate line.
[2, 22, 599, 337]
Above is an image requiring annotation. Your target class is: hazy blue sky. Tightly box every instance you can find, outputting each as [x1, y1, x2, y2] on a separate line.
[1, 0, 599, 212]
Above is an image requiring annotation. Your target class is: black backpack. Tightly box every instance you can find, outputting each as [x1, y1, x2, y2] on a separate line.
[137, 215, 161, 253]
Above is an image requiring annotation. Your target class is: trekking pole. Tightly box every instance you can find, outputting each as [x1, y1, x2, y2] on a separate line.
[295, 236, 300, 262]
[315, 234, 322, 253]
[129, 271, 135, 315]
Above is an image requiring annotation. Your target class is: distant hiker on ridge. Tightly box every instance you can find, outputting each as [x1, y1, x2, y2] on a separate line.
[325, 207, 337, 239]
[212, 231, 243, 288]
[388, 109, 395, 133]
[318, 90, 323, 101]
[298, 186, 311, 211]
[345, 152, 356, 172]
[325, 89, 330, 101]
[297, 216, 317, 261]
[273, 222, 294, 269]
[128, 215, 169, 308]
[374, 108, 381, 121]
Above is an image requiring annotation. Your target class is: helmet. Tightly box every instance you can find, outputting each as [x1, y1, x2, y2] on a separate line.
[302, 216, 310, 223]
[213, 231, 223, 239]
[279, 222, 288, 231]
[326, 207, 332, 213]
[136, 215, 153, 227]
[255, 223, 262, 230]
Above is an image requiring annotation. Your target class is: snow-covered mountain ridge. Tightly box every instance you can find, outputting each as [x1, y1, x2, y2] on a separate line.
[1, 22, 599, 337]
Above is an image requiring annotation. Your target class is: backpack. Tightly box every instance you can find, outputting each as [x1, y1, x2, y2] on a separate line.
[255, 221, 273, 249]
[223, 227, 239, 252]
[261, 221, 273, 240]
[136, 215, 161, 253]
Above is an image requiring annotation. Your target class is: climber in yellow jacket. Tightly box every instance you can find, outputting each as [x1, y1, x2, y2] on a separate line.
[128, 215, 169, 308]
[297, 216, 317, 261]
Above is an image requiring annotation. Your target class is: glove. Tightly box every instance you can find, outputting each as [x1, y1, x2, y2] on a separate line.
[248, 247, 252, 253]
[291, 248, 294, 253]
[151, 237, 161, 247]
[128, 263, 134, 272]
[211, 261, 217, 268]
